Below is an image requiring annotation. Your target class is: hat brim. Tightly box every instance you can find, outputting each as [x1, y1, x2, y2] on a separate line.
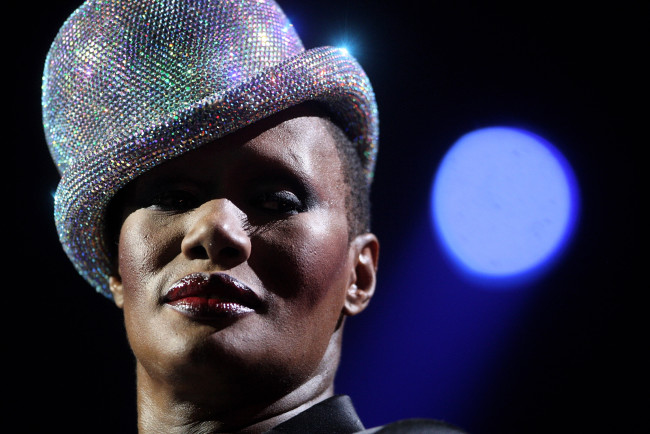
[54, 46, 378, 297]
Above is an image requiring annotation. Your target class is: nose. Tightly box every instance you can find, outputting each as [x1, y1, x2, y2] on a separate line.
[181, 198, 252, 269]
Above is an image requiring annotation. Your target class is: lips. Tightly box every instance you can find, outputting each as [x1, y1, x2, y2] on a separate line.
[163, 272, 264, 319]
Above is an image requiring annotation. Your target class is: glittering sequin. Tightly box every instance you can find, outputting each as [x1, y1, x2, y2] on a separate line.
[42, 0, 378, 297]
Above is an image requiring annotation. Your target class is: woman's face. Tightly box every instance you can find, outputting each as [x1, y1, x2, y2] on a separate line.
[109, 111, 377, 410]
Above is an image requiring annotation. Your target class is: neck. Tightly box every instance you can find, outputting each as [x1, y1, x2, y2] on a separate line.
[135, 367, 335, 434]
[133, 329, 343, 434]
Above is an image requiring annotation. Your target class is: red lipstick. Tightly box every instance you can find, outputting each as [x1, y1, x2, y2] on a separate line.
[163, 273, 263, 320]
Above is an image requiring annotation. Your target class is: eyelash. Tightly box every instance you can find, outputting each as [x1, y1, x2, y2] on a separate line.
[147, 190, 199, 212]
[145, 189, 306, 215]
[256, 190, 305, 215]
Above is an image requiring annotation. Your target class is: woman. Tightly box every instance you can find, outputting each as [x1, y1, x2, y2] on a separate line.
[42, 0, 464, 432]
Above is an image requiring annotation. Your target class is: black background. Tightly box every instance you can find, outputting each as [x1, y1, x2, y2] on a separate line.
[9, 1, 641, 433]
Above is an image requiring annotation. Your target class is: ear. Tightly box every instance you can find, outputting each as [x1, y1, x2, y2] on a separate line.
[343, 233, 379, 316]
[108, 274, 125, 309]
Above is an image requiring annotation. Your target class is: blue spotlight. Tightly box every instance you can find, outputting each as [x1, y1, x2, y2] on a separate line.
[431, 127, 579, 286]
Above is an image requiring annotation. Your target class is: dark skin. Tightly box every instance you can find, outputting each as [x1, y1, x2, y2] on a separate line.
[108, 107, 379, 433]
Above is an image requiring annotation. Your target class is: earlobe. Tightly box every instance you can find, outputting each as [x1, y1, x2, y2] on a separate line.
[343, 233, 379, 316]
[108, 275, 125, 309]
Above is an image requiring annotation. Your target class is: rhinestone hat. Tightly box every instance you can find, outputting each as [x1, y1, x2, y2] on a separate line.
[43, 0, 378, 297]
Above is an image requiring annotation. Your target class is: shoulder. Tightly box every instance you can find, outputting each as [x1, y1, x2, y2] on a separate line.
[360, 418, 468, 434]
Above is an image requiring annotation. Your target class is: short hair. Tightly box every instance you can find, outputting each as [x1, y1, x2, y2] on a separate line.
[323, 119, 372, 240]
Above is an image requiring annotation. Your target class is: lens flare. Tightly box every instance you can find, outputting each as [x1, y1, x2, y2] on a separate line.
[431, 127, 579, 286]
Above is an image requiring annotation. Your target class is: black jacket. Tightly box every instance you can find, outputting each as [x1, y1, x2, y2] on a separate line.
[266, 395, 466, 433]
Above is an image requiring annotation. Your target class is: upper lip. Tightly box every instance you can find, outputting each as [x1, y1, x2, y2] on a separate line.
[163, 272, 264, 311]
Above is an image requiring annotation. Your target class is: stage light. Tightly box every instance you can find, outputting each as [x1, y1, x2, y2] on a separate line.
[431, 127, 579, 286]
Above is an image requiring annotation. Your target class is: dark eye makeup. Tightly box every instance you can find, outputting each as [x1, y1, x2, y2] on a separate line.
[133, 180, 311, 218]
[126, 160, 318, 220]
[147, 189, 201, 212]
[254, 190, 306, 215]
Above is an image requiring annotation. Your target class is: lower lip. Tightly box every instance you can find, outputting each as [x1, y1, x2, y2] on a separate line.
[166, 297, 254, 320]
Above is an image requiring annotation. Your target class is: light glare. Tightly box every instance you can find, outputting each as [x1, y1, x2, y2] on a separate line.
[431, 127, 579, 285]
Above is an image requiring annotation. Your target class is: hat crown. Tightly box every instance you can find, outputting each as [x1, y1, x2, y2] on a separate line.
[43, 0, 303, 174]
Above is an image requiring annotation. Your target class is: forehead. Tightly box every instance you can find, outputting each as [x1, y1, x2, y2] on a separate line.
[235, 114, 341, 177]
[130, 112, 345, 192]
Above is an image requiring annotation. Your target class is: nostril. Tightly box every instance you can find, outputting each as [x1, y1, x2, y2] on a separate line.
[220, 246, 242, 259]
[188, 245, 209, 260]
[184, 244, 245, 263]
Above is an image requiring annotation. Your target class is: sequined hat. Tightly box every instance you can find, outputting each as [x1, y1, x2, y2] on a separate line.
[42, 0, 378, 297]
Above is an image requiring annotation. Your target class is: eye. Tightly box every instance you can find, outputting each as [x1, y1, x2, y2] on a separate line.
[256, 190, 305, 215]
[147, 189, 200, 212]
